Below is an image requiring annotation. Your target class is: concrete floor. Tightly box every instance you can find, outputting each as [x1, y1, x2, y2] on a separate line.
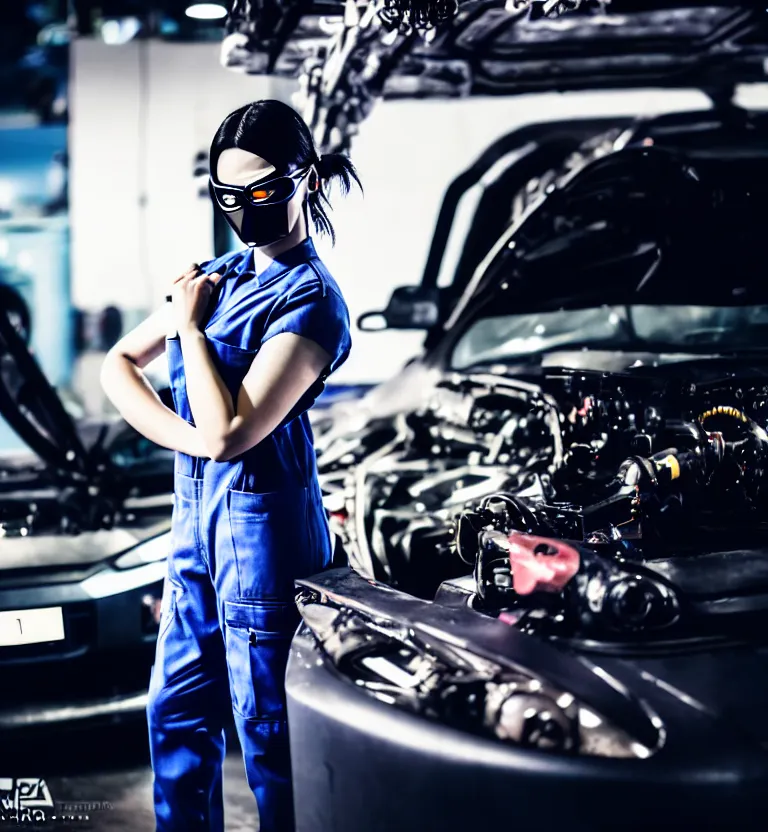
[2, 720, 258, 831]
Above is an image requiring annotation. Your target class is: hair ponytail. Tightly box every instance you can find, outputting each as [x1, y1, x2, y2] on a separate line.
[309, 152, 363, 245]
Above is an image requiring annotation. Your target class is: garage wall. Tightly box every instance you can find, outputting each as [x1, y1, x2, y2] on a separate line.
[69, 39, 294, 315]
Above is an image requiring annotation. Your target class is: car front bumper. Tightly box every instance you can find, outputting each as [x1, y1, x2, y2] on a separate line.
[0, 690, 148, 730]
[286, 587, 768, 832]
[0, 577, 163, 732]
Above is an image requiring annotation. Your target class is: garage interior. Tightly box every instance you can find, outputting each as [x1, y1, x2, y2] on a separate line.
[1, 2, 768, 830]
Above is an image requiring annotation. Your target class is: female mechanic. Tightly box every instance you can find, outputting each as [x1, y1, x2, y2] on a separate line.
[101, 99, 361, 832]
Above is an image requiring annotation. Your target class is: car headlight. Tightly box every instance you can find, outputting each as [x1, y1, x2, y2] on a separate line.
[482, 676, 654, 759]
[296, 589, 664, 759]
[80, 532, 170, 599]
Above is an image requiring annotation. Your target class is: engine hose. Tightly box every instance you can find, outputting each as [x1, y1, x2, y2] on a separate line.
[699, 406, 768, 447]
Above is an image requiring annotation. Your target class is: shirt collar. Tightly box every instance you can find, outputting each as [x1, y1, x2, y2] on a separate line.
[253, 237, 317, 284]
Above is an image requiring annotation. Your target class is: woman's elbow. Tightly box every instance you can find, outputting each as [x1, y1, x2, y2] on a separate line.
[100, 348, 139, 404]
[208, 446, 232, 464]
[205, 435, 236, 463]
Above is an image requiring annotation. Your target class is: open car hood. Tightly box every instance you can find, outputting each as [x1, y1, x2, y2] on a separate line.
[0, 306, 91, 478]
[352, 108, 768, 347]
[441, 109, 768, 325]
[0, 307, 177, 538]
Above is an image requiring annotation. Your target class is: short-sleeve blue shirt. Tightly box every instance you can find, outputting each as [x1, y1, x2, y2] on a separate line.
[166, 237, 351, 493]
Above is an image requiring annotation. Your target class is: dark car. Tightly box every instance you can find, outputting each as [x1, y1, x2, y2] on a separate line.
[215, 3, 768, 827]
[0, 304, 175, 731]
[289, 112, 768, 831]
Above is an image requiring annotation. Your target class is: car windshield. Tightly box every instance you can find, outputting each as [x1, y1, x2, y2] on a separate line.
[450, 304, 768, 369]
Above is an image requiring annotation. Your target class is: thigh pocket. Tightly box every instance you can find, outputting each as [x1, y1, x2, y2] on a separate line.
[227, 486, 316, 599]
[224, 599, 300, 721]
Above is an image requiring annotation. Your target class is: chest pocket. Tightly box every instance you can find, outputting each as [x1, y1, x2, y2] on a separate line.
[205, 336, 259, 403]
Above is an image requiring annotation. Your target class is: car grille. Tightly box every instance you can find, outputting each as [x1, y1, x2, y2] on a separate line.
[0, 646, 155, 709]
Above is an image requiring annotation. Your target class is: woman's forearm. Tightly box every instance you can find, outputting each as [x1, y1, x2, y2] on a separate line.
[178, 328, 236, 459]
[100, 350, 210, 457]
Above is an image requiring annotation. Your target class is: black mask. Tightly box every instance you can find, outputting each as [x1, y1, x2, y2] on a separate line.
[209, 166, 312, 248]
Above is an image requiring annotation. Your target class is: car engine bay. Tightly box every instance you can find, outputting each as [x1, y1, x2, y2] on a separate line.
[319, 364, 768, 645]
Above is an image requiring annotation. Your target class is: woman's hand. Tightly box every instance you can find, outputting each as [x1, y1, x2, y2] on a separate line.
[170, 264, 222, 335]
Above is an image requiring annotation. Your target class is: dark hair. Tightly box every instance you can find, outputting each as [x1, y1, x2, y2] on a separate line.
[210, 99, 361, 245]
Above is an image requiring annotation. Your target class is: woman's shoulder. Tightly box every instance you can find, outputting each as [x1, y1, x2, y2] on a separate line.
[199, 247, 251, 278]
[284, 254, 345, 304]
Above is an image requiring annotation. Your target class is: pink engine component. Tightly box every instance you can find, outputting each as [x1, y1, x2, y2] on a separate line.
[506, 533, 581, 595]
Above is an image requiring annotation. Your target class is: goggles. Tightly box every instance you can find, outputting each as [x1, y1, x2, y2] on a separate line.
[209, 165, 312, 213]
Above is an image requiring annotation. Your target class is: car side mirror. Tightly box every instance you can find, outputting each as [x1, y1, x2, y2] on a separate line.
[357, 285, 440, 332]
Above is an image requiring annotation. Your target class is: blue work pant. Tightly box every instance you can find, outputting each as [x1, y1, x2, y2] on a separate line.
[146, 471, 331, 831]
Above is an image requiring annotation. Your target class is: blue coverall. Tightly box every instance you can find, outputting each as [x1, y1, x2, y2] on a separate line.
[147, 238, 351, 832]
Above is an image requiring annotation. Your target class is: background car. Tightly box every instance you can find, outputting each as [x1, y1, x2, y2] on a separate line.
[0, 302, 175, 732]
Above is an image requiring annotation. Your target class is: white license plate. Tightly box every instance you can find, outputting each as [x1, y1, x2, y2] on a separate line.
[0, 607, 65, 647]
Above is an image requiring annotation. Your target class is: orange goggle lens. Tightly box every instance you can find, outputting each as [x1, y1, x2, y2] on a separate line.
[248, 188, 275, 201]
